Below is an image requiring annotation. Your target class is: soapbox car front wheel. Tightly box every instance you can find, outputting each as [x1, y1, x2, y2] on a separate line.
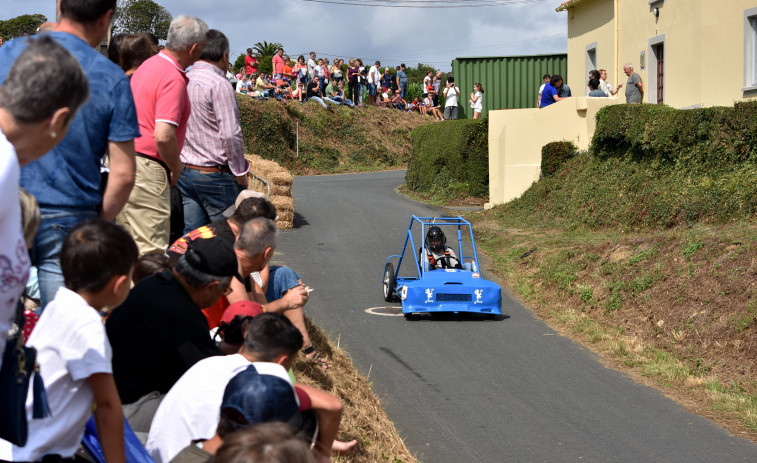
[382, 262, 397, 302]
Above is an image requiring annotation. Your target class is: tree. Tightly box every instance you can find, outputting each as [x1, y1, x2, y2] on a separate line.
[0, 14, 47, 39]
[252, 41, 283, 57]
[113, 0, 171, 41]
[233, 54, 246, 74]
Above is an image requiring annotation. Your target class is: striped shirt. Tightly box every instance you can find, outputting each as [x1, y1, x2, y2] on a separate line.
[181, 61, 249, 176]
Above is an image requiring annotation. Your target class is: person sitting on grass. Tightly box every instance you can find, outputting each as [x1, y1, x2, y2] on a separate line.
[107, 236, 238, 433]
[0, 219, 138, 463]
[424, 89, 443, 120]
[213, 422, 312, 463]
[306, 75, 332, 110]
[147, 313, 356, 463]
[391, 89, 407, 110]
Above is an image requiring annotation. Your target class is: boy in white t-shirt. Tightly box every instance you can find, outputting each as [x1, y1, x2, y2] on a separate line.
[442, 76, 460, 120]
[537, 74, 550, 108]
[0, 219, 138, 463]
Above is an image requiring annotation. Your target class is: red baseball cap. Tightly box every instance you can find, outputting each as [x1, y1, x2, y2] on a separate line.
[221, 301, 263, 325]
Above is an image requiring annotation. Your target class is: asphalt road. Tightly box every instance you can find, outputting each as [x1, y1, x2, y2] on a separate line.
[273, 170, 757, 462]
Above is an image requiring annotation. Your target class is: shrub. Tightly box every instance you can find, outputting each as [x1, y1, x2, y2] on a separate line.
[541, 141, 578, 177]
[406, 117, 488, 198]
[591, 101, 757, 167]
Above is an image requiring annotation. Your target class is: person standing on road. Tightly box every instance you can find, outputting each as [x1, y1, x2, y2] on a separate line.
[177, 29, 249, 233]
[117, 15, 208, 255]
[0, 0, 140, 310]
[443, 76, 460, 120]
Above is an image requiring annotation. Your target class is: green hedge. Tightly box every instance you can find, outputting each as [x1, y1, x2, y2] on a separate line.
[591, 101, 757, 166]
[541, 141, 578, 177]
[405, 117, 488, 198]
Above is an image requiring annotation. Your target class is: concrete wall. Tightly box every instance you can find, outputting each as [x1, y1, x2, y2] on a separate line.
[564, 0, 757, 108]
[486, 96, 620, 208]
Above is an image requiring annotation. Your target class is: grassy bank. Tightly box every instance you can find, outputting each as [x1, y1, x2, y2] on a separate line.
[464, 147, 757, 440]
[237, 96, 433, 176]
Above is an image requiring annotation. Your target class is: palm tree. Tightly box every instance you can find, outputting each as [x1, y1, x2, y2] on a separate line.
[253, 41, 283, 57]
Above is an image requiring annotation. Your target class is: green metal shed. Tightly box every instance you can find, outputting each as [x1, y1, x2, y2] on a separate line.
[451, 53, 568, 119]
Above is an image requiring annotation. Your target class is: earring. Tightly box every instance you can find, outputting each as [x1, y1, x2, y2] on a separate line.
[50, 131, 57, 138]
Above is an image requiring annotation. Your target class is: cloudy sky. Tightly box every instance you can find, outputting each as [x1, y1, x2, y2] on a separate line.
[5, 0, 567, 71]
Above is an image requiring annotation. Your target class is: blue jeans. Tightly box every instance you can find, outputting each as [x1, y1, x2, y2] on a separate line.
[368, 83, 377, 96]
[265, 266, 302, 302]
[400, 83, 408, 98]
[32, 206, 98, 310]
[176, 166, 244, 234]
[358, 83, 364, 104]
[309, 96, 329, 109]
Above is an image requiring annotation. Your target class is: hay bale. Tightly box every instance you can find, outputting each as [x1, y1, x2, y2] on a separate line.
[266, 171, 293, 185]
[269, 183, 292, 197]
[276, 209, 294, 223]
[244, 154, 295, 229]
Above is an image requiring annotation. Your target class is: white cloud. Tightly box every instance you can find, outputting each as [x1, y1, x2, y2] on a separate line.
[3, 0, 567, 71]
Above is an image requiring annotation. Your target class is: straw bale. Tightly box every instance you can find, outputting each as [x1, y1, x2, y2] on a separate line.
[276, 220, 293, 230]
[269, 183, 292, 197]
[271, 196, 294, 213]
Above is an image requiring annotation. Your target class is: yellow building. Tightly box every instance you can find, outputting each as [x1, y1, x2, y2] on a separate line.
[486, 0, 757, 208]
[557, 0, 757, 108]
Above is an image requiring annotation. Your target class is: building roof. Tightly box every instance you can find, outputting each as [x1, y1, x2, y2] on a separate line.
[454, 52, 567, 61]
[556, 0, 589, 12]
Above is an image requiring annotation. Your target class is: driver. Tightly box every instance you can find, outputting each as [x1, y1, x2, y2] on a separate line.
[423, 226, 464, 270]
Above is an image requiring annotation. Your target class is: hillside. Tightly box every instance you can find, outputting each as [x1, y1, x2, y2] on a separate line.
[237, 95, 434, 175]
[468, 104, 757, 440]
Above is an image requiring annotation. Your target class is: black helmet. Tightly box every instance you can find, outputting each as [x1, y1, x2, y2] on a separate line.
[425, 226, 446, 253]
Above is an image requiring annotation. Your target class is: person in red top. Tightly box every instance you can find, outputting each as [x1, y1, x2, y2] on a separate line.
[282, 56, 293, 80]
[117, 15, 208, 255]
[244, 48, 258, 78]
[272, 47, 285, 80]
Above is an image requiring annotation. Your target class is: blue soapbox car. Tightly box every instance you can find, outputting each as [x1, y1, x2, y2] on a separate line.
[382, 216, 502, 319]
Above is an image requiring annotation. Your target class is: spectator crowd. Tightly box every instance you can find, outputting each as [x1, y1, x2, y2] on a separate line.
[0, 1, 360, 463]
[230, 50, 473, 120]
[537, 63, 643, 108]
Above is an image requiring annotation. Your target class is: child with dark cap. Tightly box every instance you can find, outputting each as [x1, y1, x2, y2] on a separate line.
[0, 219, 138, 463]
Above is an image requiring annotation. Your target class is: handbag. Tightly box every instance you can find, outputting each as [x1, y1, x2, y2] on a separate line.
[0, 300, 50, 446]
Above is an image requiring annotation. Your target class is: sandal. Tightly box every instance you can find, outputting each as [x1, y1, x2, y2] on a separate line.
[303, 345, 328, 370]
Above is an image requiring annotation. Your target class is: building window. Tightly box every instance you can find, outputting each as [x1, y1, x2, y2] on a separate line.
[744, 8, 757, 91]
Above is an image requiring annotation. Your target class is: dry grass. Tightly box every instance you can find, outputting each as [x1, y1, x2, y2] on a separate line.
[293, 318, 417, 463]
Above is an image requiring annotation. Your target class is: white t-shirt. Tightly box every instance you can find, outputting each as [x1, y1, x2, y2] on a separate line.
[367, 65, 378, 84]
[0, 287, 111, 461]
[423, 76, 431, 94]
[307, 58, 316, 78]
[599, 79, 613, 96]
[0, 129, 29, 370]
[146, 356, 294, 463]
[444, 85, 460, 107]
[471, 91, 483, 112]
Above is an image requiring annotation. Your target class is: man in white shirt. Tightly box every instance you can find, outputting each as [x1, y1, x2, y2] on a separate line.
[443, 76, 460, 120]
[367, 60, 381, 106]
[307, 51, 317, 80]
[146, 313, 353, 463]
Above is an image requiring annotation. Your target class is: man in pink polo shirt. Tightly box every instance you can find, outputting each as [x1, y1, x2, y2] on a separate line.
[117, 15, 208, 255]
[272, 47, 285, 80]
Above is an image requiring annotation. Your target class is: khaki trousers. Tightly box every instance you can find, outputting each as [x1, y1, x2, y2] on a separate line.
[117, 156, 171, 255]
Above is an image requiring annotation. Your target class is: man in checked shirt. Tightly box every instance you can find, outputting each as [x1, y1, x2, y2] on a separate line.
[177, 29, 250, 233]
